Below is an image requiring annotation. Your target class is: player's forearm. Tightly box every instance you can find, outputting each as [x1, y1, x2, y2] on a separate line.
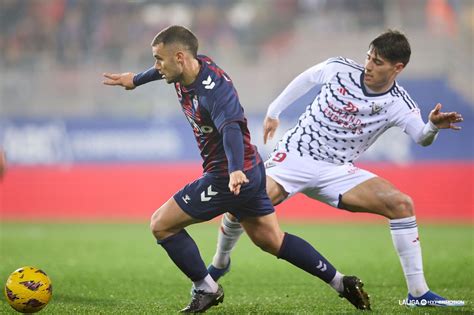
[222, 122, 244, 173]
[416, 120, 439, 146]
[266, 68, 319, 119]
[133, 67, 162, 87]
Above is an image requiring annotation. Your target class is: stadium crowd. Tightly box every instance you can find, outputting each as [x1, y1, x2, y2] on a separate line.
[0, 0, 471, 117]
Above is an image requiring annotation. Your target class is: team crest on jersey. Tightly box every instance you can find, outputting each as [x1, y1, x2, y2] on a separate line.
[371, 102, 383, 114]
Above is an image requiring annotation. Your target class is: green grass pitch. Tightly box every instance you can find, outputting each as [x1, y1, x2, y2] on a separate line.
[1, 221, 472, 314]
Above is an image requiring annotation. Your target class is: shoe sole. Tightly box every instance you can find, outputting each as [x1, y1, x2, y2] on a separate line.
[199, 292, 224, 313]
[343, 278, 371, 311]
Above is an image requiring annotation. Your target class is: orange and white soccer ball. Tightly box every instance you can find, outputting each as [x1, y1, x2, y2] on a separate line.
[4, 266, 52, 313]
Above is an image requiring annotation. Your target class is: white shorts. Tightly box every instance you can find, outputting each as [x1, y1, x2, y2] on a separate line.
[264, 151, 377, 208]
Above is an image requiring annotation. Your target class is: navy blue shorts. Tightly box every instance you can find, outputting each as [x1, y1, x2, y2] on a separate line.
[174, 162, 274, 221]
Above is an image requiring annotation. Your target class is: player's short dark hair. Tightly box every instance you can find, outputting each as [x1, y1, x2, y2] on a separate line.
[151, 25, 198, 57]
[369, 30, 411, 66]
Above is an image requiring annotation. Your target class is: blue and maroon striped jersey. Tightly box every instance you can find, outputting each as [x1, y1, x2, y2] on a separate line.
[175, 55, 261, 175]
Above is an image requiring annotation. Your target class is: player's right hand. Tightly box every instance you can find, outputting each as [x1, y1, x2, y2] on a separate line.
[263, 116, 280, 144]
[102, 72, 136, 90]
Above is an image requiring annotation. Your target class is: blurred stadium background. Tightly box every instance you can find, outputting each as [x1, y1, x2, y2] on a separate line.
[0, 0, 473, 221]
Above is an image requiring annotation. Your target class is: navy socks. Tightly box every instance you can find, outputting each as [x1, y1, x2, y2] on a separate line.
[277, 233, 337, 283]
[159, 230, 337, 284]
[158, 229, 208, 282]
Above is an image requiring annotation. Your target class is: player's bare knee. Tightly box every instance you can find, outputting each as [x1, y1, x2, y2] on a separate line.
[150, 210, 167, 240]
[387, 193, 414, 219]
[250, 232, 283, 256]
[253, 238, 279, 255]
[399, 194, 414, 217]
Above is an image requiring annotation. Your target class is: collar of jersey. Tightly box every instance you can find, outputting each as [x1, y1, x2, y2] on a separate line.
[360, 72, 396, 97]
[182, 58, 205, 92]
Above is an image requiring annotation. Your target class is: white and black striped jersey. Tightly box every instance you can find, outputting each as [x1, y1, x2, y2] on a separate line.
[267, 57, 438, 164]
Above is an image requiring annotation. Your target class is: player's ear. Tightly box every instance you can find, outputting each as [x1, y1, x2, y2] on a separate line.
[175, 51, 185, 65]
[394, 62, 405, 73]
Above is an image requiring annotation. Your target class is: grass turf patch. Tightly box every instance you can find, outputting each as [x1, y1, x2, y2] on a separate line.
[0, 221, 472, 314]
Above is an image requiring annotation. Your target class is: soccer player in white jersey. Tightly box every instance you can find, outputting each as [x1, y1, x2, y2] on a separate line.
[207, 30, 464, 307]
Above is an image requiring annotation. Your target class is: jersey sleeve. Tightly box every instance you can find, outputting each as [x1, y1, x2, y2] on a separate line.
[133, 67, 163, 86]
[392, 102, 439, 146]
[266, 58, 338, 119]
[222, 122, 244, 173]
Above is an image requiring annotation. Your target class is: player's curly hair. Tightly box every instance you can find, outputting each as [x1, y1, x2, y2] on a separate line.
[151, 25, 198, 57]
[369, 30, 411, 66]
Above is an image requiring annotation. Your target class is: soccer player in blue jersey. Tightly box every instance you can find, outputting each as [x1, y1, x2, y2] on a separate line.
[208, 30, 464, 308]
[103, 25, 371, 312]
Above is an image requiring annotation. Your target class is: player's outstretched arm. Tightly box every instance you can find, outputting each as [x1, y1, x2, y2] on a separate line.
[102, 72, 136, 90]
[263, 116, 280, 144]
[429, 103, 463, 130]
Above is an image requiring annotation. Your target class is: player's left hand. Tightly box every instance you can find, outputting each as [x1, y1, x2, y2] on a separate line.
[228, 170, 249, 196]
[429, 103, 463, 130]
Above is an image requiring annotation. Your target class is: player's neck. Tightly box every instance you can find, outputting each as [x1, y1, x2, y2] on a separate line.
[364, 80, 394, 94]
[181, 58, 201, 86]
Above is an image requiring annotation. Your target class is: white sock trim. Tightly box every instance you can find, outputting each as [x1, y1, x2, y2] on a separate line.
[329, 271, 344, 294]
[193, 274, 218, 293]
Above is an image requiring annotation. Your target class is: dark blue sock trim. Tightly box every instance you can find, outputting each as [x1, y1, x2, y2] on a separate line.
[157, 229, 188, 244]
[277, 232, 290, 258]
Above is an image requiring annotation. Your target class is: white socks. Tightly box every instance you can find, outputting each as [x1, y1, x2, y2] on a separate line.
[390, 216, 429, 297]
[193, 274, 218, 293]
[212, 213, 244, 268]
[212, 213, 429, 297]
[329, 271, 345, 293]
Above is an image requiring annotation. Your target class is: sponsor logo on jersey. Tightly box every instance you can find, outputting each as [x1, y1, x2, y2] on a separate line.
[323, 103, 365, 134]
[343, 101, 359, 113]
[185, 116, 214, 135]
